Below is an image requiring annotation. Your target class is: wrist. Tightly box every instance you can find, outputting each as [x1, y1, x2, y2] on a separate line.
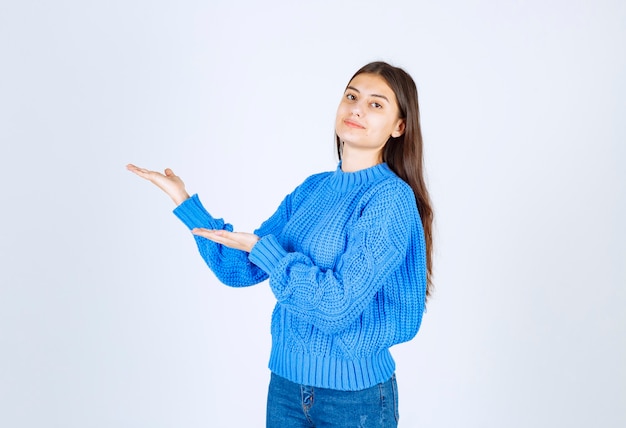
[173, 191, 190, 206]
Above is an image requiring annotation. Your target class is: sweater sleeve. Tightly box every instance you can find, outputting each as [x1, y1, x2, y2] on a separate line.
[173, 194, 275, 287]
[248, 181, 421, 334]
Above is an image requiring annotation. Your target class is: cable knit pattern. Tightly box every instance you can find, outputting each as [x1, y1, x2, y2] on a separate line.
[173, 163, 427, 391]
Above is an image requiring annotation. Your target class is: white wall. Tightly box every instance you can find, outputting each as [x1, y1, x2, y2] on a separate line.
[1, 1, 624, 427]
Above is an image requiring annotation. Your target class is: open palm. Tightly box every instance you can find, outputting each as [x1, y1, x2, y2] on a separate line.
[126, 164, 190, 205]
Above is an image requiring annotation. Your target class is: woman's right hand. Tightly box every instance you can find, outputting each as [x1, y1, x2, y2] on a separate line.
[126, 164, 190, 206]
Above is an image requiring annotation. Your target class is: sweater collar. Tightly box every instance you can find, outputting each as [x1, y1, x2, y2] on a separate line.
[329, 162, 394, 192]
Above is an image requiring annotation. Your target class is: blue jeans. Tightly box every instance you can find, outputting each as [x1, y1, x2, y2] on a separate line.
[266, 372, 399, 427]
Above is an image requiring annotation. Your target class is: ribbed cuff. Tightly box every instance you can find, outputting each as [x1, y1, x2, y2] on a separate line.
[172, 194, 223, 230]
[248, 234, 287, 275]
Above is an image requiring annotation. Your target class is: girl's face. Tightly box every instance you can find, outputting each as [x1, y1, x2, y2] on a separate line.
[335, 73, 405, 159]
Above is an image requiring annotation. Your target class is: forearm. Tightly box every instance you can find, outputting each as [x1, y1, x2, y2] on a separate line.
[174, 194, 267, 286]
[249, 233, 403, 334]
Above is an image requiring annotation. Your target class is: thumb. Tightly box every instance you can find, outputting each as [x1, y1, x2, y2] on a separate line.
[164, 168, 174, 177]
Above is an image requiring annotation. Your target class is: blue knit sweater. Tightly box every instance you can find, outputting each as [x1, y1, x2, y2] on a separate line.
[173, 162, 427, 391]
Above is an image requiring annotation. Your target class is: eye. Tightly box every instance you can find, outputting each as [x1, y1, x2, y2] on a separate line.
[346, 93, 356, 101]
[370, 102, 382, 109]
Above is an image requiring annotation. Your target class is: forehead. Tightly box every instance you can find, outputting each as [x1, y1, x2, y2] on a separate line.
[347, 73, 396, 99]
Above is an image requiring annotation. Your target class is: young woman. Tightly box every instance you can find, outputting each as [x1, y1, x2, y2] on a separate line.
[127, 61, 433, 427]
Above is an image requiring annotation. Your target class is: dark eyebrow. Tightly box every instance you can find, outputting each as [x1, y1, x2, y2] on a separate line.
[346, 85, 389, 102]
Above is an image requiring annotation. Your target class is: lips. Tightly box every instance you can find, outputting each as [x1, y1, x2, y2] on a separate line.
[343, 119, 365, 129]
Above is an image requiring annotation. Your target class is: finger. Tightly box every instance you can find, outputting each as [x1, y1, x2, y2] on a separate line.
[191, 228, 213, 238]
[192, 229, 240, 247]
[192, 228, 224, 240]
[127, 165, 166, 182]
[164, 168, 174, 176]
[127, 164, 150, 175]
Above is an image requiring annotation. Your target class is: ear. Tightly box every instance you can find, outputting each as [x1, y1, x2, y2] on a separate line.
[391, 118, 405, 138]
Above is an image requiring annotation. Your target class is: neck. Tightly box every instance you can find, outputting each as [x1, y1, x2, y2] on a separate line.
[340, 146, 383, 172]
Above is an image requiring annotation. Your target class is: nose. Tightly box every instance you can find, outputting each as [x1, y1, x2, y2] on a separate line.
[351, 103, 362, 117]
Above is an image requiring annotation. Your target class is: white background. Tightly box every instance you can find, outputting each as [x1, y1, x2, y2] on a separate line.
[1, 1, 624, 427]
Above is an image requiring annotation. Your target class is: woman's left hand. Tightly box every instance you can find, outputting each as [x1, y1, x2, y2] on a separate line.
[192, 228, 260, 253]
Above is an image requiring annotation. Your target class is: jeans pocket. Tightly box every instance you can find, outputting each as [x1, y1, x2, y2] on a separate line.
[391, 373, 400, 422]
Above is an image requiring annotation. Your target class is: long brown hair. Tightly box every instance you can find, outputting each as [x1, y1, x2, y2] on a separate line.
[336, 61, 434, 298]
